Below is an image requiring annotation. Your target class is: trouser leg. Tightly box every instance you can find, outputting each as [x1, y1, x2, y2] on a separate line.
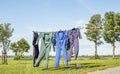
[54, 48, 61, 67]
[34, 49, 45, 67]
[33, 45, 39, 66]
[45, 46, 50, 68]
[74, 50, 79, 60]
[33, 46, 36, 65]
[74, 41, 79, 60]
[62, 48, 68, 67]
[33, 57, 35, 66]
[67, 44, 74, 61]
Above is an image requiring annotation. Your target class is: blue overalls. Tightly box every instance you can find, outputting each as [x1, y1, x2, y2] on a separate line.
[53, 30, 68, 67]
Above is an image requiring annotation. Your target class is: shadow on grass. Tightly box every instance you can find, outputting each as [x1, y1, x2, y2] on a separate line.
[42, 63, 106, 71]
[80, 63, 106, 68]
[19, 62, 32, 64]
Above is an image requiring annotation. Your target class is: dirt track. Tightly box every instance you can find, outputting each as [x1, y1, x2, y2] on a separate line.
[88, 66, 120, 74]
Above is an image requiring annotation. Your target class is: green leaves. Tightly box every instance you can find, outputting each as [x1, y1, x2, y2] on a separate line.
[103, 11, 120, 43]
[85, 14, 103, 44]
[0, 23, 14, 50]
[17, 38, 30, 52]
[10, 38, 30, 57]
[10, 42, 19, 56]
[0, 23, 14, 41]
[10, 42, 19, 53]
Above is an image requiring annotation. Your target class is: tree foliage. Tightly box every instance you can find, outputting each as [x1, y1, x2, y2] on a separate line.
[17, 38, 30, 56]
[0, 23, 13, 41]
[10, 42, 19, 56]
[10, 38, 30, 59]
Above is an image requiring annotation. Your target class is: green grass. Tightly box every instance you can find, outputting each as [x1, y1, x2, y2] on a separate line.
[0, 57, 120, 74]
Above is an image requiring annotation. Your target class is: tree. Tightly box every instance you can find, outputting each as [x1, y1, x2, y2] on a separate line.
[17, 38, 30, 57]
[85, 14, 103, 58]
[103, 12, 120, 58]
[10, 38, 30, 60]
[0, 23, 14, 64]
[10, 42, 19, 56]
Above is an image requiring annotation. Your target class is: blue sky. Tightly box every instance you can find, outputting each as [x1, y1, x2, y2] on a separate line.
[0, 0, 120, 56]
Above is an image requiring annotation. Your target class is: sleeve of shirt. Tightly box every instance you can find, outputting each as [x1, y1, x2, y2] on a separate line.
[52, 32, 56, 51]
[77, 28, 82, 39]
[32, 32, 36, 45]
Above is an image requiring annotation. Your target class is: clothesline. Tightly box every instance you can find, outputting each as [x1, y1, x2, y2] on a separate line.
[32, 26, 84, 33]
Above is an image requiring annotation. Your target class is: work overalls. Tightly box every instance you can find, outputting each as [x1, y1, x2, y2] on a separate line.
[34, 32, 53, 68]
[53, 31, 68, 67]
[67, 28, 82, 61]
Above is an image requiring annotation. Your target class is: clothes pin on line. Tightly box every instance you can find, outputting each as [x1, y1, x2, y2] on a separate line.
[78, 26, 84, 29]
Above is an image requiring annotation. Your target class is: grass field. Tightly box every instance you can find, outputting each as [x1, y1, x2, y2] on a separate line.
[0, 57, 120, 74]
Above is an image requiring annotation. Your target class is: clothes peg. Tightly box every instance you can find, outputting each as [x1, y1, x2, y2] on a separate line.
[79, 26, 84, 29]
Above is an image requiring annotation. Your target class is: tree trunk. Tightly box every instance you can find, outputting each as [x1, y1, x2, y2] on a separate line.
[2, 41, 8, 64]
[95, 42, 98, 56]
[2, 49, 8, 64]
[2, 50, 4, 64]
[112, 42, 115, 58]
[15, 52, 17, 56]
[21, 52, 24, 57]
[18, 51, 20, 56]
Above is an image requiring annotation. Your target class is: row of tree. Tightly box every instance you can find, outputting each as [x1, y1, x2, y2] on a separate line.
[85, 11, 120, 58]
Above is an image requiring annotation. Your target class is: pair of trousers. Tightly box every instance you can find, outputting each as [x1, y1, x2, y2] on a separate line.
[67, 39, 79, 61]
[34, 43, 51, 68]
[33, 45, 39, 65]
[54, 45, 68, 67]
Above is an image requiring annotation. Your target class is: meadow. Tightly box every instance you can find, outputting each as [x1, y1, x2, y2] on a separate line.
[0, 57, 120, 74]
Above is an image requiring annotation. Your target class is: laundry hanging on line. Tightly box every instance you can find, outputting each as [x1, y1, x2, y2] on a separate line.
[32, 26, 82, 68]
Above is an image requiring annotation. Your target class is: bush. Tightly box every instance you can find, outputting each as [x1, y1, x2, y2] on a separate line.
[90, 55, 100, 59]
[14, 55, 20, 60]
[20, 56, 32, 60]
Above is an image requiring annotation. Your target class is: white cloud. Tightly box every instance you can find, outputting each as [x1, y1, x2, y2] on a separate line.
[75, 20, 86, 31]
[76, 20, 85, 25]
